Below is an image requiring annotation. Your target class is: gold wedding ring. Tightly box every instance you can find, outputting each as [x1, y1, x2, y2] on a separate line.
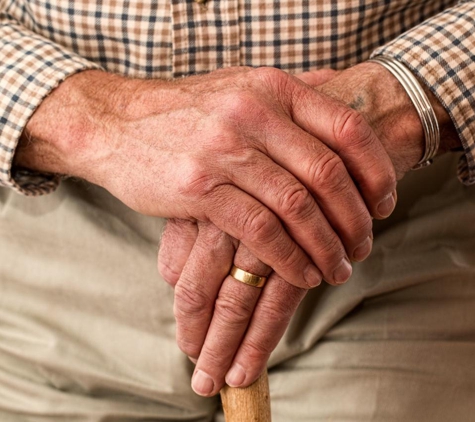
[229, 265, 267, 288]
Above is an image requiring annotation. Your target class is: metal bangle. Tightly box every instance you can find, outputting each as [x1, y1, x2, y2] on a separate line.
[368, 56, 440, 170]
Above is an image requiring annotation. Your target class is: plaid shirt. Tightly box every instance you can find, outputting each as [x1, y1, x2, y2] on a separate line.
[1, 0, 474, 195]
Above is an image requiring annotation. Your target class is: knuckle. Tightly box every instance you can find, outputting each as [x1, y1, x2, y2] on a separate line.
[252, 66, 287, 84]
[206, 120, 236, 145]
[198, 221, 227, 245]
[309, 152, 348, 191]
[220, 91, 267, 127]
[157, 261, 181, 287]
[318, 234, 343, 258]
[380, 167, 397, 193]
[242, 206, 279, 245]
[362, 160, 397, 197]
[352, 212, 373, 238]
[251, 67, 294, 103]
[175, 333, 201, 359]
[273, 242, 304, 275]
[241, 337, 274, 361]
[333, 108, 372, 148]
[314, 235, 346, 269]
[278, 184, 314, 221]
[344, 211, 373, 244]
[199, 347, 229, 372]
[228, 147, 264, 170]
[174, 283, 211, 320]
[226, 91, 257, 116]
[214, 293, 254, 327]
[258, 299, 295, 325]
[178, 158, 216, 198]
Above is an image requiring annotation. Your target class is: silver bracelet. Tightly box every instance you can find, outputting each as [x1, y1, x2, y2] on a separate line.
[368, 56, 440, 170]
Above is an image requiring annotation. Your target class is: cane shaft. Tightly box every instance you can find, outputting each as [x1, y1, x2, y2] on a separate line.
[220, 369, 271, 422]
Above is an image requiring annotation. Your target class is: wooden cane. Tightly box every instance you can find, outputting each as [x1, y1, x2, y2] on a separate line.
[220, 369, 271, 422]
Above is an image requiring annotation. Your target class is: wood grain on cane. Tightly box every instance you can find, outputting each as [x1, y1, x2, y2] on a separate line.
[220, 370, 271, 422]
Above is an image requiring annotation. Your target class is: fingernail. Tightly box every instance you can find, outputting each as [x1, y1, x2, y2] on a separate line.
[304, 264, 322, 288]
[225, 363, 246, 387]
[188, 356, 197, 364]
[333, 258, 352, 284]
[377, 191, 396, 218]
[192, 370, 215, 396]
[353, 236, 372, 262]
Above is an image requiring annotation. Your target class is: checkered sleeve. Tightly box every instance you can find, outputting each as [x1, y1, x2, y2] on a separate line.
[372, 0, 475, 185]
[0, 13, 102, 195]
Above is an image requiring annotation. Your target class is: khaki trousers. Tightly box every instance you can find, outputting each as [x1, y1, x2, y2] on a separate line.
[1, 153, 474, 421]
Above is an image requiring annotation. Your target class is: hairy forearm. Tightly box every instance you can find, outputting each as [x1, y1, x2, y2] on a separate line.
[16, 63, 460, 191]
[13, 70, 155, 187]
[15, 70, 102, 178]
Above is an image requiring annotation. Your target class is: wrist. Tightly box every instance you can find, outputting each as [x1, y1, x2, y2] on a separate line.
[318, 61, 460, 178]
[14, 70, 134, 186]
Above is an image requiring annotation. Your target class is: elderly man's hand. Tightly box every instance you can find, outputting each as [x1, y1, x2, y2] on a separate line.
[16, 64, 401, 397]
[16, 66, 395, 289]
[160, 219, 308, 396]
[158, 63, 460, 396]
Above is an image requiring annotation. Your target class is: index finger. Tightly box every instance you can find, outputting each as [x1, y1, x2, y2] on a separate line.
[257, 69, 397, 219]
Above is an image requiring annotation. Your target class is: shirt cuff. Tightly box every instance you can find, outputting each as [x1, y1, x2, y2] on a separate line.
[371, 0, 475, 186]
[0, 17, 102, 196]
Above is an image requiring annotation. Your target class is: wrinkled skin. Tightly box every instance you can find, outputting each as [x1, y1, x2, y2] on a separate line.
[157, 64, 459, 396]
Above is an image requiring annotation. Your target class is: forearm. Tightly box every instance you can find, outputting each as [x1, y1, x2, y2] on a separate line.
[15, 70, 134, 185]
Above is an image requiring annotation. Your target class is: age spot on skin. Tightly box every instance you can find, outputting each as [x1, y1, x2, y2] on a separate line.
[349, 95, 365, 111]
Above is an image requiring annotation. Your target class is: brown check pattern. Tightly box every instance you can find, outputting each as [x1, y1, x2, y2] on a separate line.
[374, 0, 475, 185]
[1, 0, 474, 195]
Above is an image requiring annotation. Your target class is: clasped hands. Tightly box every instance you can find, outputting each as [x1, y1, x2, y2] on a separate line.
[156, 65, 424, 397]
[17, 62, 429, 398]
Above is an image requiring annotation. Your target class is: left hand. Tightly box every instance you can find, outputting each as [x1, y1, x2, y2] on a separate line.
[160, 220, 307, 397]
[158, 63, 460, 396]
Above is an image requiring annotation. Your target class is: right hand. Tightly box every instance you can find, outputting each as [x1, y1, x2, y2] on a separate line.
[17, 66, 396, 288]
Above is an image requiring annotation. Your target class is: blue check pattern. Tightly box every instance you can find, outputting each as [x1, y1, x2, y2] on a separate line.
[1, 0, 474, 195]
